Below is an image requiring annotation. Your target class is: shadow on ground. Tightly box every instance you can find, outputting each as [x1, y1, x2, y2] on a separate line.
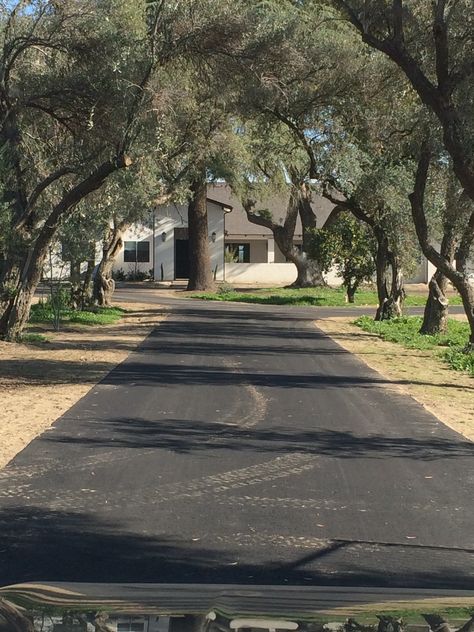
[43, 417, 474, 460]
[1, 506, 473, 588]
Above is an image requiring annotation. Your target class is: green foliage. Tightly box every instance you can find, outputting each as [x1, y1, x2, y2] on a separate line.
[217, 282, 234, 295]
[444, 347, 474, 375]
[124, 269, 151, 282]
[19, 333, 49, 345]
[309, 213, 376, 297]
[113, 268, 127, 282]
[192, 287, 462, 308]
[194, 287, 381, 307]
[354, 316, 473, 375]
[29, 304, 124, 327]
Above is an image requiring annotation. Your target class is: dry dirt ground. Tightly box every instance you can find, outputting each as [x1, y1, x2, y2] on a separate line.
[0, 302, 166, 469]
[316, 316, 474, 442]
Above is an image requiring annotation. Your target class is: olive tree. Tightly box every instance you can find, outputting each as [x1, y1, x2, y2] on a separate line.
[0, 0, 175, 340]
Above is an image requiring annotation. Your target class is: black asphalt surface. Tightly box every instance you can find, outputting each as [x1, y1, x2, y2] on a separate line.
[0, 293, 473, 589]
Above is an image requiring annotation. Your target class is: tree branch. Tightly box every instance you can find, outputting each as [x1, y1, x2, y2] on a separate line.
[433, 0, 451, 95]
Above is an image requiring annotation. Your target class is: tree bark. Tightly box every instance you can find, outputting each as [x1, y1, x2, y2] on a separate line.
[244, 181, 326, 288]
[69, 259, 82, 308]
[82, 255, 95, 307]
[409, 146, 474, 348]
[294, 182, 326, 287]
[93, 225, 126, 306]
[0, 232, 51, 341]
[291, 254, 326, 287]
[346, 281, 358, 303]
[421, 274, 450, 335]
[321, 189, 395, 320]
[373, 227, 391, 321]
[420, 179, 459, 335]
[379, 253, 405, 320]
[187, 174, 215, 291]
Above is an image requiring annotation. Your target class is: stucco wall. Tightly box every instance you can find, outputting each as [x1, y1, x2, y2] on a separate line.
[225, 263, 298, 285]
[115, 224, 154, 277]
[249, 240, 267, 263]
[152, 202, 225, 281]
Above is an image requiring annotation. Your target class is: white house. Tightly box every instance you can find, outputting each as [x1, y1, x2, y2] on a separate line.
[113, 196, 231, 282]
[42, 183, 437, 285]
[113, 183, 436, 285]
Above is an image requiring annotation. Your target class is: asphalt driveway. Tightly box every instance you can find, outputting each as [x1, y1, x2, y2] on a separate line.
[0, 297, 473, 588]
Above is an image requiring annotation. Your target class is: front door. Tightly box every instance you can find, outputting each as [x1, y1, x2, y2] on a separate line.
[175, 239, 189, 279]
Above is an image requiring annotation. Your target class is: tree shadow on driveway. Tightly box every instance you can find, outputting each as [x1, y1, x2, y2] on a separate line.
[43, 417, 474, 460]
[1, 505, 473, 589]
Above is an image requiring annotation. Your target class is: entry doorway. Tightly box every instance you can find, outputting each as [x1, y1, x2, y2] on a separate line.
[174, 228, 189, 279]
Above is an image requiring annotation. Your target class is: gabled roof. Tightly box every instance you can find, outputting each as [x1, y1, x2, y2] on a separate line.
[206, 197, 233, 212]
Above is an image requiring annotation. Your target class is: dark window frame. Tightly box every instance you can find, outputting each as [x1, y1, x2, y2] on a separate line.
[225, 242, 250, 263]
[124, 240, 150, 263]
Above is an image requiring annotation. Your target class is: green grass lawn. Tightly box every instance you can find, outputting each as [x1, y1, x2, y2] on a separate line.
[191, 286, 462, 308]
[29, 304, 125, 327]
[354, 315, 474, 376]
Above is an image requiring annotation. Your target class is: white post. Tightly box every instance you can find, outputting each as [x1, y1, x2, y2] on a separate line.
[267, 237, 275, 263]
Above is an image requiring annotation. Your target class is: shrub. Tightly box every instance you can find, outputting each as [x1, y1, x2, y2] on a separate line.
[126, 269, 149, 281]
[217, 282, 234, 295]
[113, 268, 126, 281]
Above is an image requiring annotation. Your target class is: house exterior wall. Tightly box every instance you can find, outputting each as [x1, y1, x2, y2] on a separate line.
[115, 223, 154, 277]
[152, 202, 225, 281]
[249, 240, 267, 263]
[225, 262, 298, 285]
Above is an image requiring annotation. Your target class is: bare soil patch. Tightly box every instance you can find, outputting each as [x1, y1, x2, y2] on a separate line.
[0, 302, 166, 469]
[316, 316, 473, 442]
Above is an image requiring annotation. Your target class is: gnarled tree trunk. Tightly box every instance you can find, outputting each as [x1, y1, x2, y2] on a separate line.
[346, 280, 359, 303]
[410, 146, 474, 349]
[420, 206, 457, 335]
[187, 174, 215, 292]
[373, 227, 391, 321]
[0, 599, 35, 632]
[290, 252, 326, 287]
[93, 225, 126, 306]
[294, 182, 326, 287]
[82, 256, 95, 307]
[421, 273, 450, 335]
[0, 232, 53, 341]
[70, 259, 82, 309]
[379, 253, 405, 320]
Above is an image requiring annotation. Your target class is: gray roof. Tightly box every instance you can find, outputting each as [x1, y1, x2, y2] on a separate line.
[207, 183, 335, 238]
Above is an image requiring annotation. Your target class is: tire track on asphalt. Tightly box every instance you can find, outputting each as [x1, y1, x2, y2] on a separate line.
[0, 453, 316, 511]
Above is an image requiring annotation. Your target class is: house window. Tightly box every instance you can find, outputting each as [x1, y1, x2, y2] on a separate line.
[226, 243, 250, 263]
[124, 241, 150, 263]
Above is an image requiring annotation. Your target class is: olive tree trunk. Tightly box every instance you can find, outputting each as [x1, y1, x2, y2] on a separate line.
[421, 273, 450, 335]
[0, 231, 54, 341]
[294, 182, 326, 287]
[373, 227, 392, 321]
[187, 175, 215, 292]
[346, 281, 359, 303]
[0, 599, 35, 632]
[410, 146, 474, 349]
[378, 254, 405, 320]
[93, 224, 128, 306]
[420, 200, 457, 335]
[292, 255, 325, 287]
[70, 259, 82, 308]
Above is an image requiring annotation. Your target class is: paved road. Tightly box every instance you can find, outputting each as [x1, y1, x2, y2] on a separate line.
[0, 296, 473, 588]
